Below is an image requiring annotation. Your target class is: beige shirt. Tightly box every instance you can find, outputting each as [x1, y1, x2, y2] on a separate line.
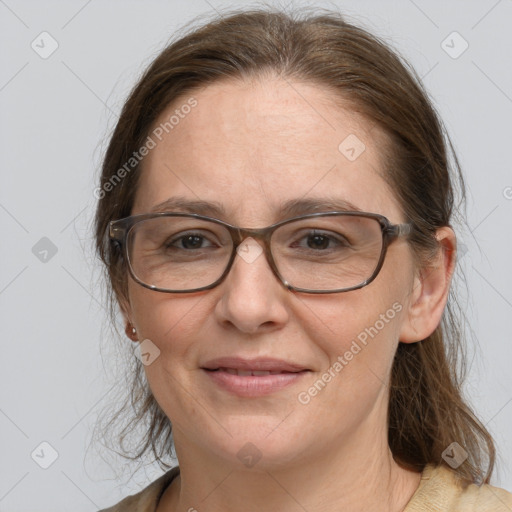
[99, 463, 512, 511]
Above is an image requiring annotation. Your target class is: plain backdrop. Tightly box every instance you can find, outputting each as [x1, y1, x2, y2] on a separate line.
[1, 0, 511, 510]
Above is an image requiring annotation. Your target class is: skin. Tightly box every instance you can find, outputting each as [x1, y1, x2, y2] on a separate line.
[121, 76, 456, 512]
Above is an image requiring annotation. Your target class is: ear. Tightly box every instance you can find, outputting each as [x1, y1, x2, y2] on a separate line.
[399, 226, 457, 343]
[119, 295, 138, 342]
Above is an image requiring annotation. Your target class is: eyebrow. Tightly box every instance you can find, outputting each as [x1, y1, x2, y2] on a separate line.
[148, 195, 363, 221]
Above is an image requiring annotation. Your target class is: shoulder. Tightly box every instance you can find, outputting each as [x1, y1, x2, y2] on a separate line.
[405, 463, 512, 512]
[98, 466, 180, 512]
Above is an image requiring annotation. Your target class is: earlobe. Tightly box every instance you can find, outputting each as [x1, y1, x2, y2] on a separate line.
[119, 296, 138, 342]
[125, 322, 139, 342]
[399, 227, 456, 344]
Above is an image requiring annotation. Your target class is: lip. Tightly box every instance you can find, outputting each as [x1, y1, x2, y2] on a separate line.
[201, 356, 309, 373]
[201, 357, 311, 397]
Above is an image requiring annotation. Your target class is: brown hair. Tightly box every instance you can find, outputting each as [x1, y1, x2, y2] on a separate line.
[94, 6, 495, 483]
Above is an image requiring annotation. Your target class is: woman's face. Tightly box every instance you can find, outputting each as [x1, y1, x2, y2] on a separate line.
[125, 77, 418, 469]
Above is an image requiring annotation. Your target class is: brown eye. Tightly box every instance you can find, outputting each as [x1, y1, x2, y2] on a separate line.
[167, 233, 212, 250]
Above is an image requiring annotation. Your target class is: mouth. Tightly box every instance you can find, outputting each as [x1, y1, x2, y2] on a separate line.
[205, 368, 299, 376]
[200, 357, 311, 397]
[201, 356, 309, 374]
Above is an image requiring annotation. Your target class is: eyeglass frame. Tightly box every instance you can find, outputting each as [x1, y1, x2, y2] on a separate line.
[109, 211, 412, 294]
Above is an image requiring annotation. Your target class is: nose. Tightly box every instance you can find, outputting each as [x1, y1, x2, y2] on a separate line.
[214, 237, 290, 334]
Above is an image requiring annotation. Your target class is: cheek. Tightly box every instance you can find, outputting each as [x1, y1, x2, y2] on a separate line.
[291, 297, 404, 440]
[299, 270, 409, 387]
[128, 283, 208, 360]
[128, 289, 211, 423]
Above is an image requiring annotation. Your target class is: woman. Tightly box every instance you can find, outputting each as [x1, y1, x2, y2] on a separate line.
[95, 7, 512, 511]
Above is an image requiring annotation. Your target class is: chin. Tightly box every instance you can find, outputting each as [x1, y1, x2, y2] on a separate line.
[196, 415, 312, 471]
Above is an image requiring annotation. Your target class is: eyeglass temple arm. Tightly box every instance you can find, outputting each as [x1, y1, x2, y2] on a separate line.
[389, 223, 412, 239]
[109, 222, 125, 243]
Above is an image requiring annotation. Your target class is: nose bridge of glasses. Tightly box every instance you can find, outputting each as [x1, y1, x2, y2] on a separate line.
[230, 225, 272, 249]
[228, 225, 279, 279]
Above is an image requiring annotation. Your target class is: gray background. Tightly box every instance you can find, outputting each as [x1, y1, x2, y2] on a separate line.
[1, 0, 511, 510]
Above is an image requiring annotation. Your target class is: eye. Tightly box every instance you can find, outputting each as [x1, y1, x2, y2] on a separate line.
[291, 230, 350, 251]
[167, 231, 218, 250]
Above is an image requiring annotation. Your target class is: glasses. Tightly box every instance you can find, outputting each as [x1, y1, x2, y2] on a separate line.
[109, 211, 412, 294]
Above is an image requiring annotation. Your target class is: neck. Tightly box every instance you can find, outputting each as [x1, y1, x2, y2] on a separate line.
[158, 418, 421, 512]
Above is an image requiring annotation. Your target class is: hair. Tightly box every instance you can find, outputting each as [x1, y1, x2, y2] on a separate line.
[94, 6, 495, 484]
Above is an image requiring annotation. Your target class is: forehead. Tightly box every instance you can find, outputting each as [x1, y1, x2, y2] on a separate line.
[133, 77, 402, 224]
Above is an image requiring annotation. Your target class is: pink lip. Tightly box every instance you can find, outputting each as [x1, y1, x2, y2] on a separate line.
[201, 357, 311, 397]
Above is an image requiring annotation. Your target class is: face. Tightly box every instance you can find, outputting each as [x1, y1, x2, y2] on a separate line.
[124, 77, 418, 470]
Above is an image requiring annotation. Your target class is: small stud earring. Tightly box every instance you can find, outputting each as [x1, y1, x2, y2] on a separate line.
[126, 323, 137, 340]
